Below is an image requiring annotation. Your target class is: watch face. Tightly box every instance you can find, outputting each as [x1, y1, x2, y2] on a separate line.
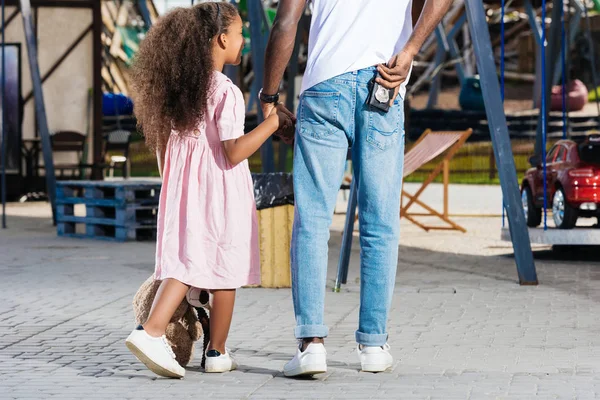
[375, 85, 390, 103]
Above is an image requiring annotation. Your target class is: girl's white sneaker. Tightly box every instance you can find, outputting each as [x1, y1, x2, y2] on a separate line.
[204, 348, 238, 373]
[125, 326, 185, 378]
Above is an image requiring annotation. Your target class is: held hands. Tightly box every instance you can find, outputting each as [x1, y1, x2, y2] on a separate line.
[263, 102, 296, 145]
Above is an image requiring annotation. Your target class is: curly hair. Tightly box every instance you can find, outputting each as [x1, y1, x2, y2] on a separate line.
[130, 2, 239, 151]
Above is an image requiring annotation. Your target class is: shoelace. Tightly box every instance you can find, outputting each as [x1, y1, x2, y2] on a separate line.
[160, 335, 176, 359]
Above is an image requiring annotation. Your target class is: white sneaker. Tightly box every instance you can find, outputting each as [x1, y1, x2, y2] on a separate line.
[357, 343, 393, 372]
[125, 327, 185, 378]
[283, 342, 327, 377]
[204, 348, 238, 373]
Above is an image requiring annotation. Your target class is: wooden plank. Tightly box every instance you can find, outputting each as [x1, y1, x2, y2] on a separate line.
[101, 66, 116, 92]
[147, 0, 159, 24]
[105, 0, 118, 21]
[108, 61, 129, 95]
[256, 205, 293, 288]
[58, 221, 156, 241]
[109, 2, 130, 57]
[57, 214, 156, 227]
[102, 2, 115, 33]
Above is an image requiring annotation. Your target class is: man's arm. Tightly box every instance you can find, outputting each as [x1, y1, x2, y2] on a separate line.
[377, 0, 453, 92]
[261, 0, 305, 117]
[405, 0, 452, 57]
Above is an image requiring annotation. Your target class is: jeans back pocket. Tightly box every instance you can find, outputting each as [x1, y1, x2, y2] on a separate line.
[300, 91, 341, 140]
[366, 100, 402, 151]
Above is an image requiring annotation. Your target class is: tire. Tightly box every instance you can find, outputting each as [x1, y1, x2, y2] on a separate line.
[522, 186, 542, 227]
[552, 187, 578, 229]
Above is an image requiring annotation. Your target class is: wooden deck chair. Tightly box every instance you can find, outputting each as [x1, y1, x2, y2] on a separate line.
[401, 128, 472, 232]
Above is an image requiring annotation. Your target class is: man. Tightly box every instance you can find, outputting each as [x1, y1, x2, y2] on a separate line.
[260, 0, 452, 376]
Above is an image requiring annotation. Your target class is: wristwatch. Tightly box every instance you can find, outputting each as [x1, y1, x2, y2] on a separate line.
[259, 88, 280, 104]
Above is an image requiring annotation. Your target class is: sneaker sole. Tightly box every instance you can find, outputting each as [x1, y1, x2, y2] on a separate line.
[360, 363, 392, 373]
[284, 363, 327, 377]
[204, 362, 237, 373]
[204, 365, 237, 373]
[125, 339, 185, 379]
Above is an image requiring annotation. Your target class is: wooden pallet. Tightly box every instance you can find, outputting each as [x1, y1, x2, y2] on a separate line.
[56, 180, 160, 207]
[56, 181, 161, 241]
[57, 221, 157, 242]
[56, 203, 157, 227]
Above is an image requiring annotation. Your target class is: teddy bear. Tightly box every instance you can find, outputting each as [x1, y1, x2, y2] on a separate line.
[132, 275, 211, 368]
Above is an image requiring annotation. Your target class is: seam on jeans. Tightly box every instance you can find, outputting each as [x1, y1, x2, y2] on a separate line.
[331, 78, 355, 85]
[302, 91, 340, 98]
[350, 81, 356, 147]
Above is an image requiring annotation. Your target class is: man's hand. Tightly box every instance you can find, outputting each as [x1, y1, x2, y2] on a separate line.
[376, 48, 415, 105]
[261, 101, 296, 145]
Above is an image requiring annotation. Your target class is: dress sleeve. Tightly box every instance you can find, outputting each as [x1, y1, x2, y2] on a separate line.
[215, 84, 246, 141]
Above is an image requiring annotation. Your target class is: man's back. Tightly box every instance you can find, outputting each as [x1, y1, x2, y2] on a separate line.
[302, 0, 414, 96]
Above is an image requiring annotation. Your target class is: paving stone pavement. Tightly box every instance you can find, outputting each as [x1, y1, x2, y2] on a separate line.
[1, 203, 600, 399]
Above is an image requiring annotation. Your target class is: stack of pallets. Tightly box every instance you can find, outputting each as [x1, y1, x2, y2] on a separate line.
[56, 180, 161, 242]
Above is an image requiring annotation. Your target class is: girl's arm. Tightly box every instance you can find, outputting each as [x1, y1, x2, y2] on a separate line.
[156, 146, 166, 178]
[222, 108, 288, 166]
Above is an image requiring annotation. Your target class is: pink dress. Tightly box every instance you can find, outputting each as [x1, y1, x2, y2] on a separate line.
[154, 71, 260, 289]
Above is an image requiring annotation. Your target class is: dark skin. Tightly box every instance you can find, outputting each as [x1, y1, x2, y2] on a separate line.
[262, 0, 453, 350]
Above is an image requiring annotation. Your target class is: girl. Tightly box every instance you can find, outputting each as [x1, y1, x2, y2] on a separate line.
[125, 2, 291, 378]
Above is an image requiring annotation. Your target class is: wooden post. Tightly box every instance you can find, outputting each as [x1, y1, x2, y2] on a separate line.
[443, 159, 449, 218]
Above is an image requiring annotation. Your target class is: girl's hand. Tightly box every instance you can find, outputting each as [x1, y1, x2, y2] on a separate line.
[269, 104, 294, 131]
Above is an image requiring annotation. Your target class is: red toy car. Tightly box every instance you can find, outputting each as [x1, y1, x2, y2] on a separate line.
[521, 135, 600, 229]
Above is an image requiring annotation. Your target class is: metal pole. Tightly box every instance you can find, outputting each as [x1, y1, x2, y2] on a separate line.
[249, 0, 275, 172]
[464, 0, 538, 284]
[561, 0, 567, 139]
[92, 0, 103, 180]
[1, 0, 5, 229]
[583, 1, 600, 128]
[525, 0, 543, 108]
[541, 0, 548, 230]
[534, 0, 563, 160]
[138, 0, 153, 27]
[501, 0, 506, 229]
[426, 25, 449, 109]
[20, 0, 56, 223]
[334, 177, 358, 292]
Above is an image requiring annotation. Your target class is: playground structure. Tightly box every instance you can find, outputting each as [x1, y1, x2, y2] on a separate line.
[1, 0, 599, 288]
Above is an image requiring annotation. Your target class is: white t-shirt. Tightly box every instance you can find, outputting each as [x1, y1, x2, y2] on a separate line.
[301, 0, 414, 98]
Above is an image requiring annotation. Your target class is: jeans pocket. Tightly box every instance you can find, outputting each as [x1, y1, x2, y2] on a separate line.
[366, 99, 402, 151]
[300, 91, 341, 139]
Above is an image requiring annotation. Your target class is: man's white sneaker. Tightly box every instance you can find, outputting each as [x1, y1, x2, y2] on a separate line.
[283, 342, 327, 377]
[204, 349, 238, 373]
[357, 343, 393, 372]
[125, 326, 185, 378]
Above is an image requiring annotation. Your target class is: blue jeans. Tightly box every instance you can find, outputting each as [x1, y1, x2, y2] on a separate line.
[291, 67, 406, 347]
